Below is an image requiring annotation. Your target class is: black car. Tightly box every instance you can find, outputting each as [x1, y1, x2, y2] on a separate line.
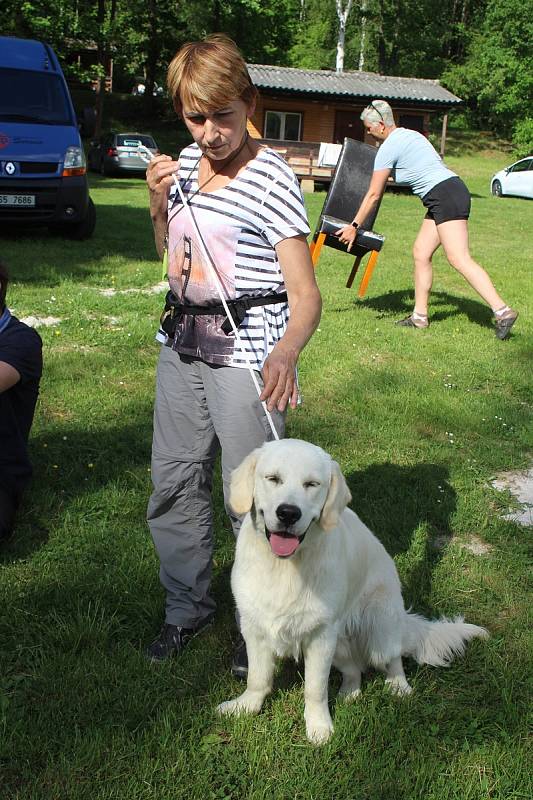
[88, 132, 159, 176]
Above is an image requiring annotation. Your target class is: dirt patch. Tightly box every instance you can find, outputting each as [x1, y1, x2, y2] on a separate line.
[459, 535, 493, 555]
[432, 533, 492, 555]
[20, 315, 61, 327]
[99, 282, 167, 297]
[491, 468, 533, 527]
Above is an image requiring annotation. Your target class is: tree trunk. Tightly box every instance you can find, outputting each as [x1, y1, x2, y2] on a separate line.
[213, 0, 222, 29]
[389, 0, 401, 73]
[94, 0, 117, 138]
[143, 0, 158, 117]
[358, 0, 367, 71]
[336, 0, 353, 73]
[94, 0, 106, 139]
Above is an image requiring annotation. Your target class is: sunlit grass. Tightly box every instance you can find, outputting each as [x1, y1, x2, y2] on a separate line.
[0, 149, 531, 799]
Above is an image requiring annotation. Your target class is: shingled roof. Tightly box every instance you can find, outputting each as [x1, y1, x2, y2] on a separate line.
[247, 64, 461, 107]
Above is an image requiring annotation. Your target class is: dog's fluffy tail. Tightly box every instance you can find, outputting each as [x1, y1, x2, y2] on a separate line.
[403, 613, 489, 667]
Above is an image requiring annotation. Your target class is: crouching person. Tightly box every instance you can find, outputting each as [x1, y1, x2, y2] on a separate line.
[0, 260, 43, 540]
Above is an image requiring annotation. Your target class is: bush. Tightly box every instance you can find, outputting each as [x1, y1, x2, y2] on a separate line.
[512, 118, 533, 158]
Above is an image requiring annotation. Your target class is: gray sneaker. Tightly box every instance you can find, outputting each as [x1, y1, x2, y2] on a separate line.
[494, 308, 518, 340]
[395, 313, 429, 329]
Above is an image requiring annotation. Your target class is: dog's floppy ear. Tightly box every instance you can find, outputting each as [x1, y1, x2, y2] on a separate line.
[229, 448, 261, 514]
[319, 460, 352, 531]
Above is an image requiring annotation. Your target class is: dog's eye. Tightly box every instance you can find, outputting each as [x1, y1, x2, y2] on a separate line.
[265, 474, 281, 484]
[304, 481, 320, 489]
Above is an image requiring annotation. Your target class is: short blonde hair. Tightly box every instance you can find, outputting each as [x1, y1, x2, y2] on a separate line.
[167, 34, 258, 115]
[360, 100, 395, 127]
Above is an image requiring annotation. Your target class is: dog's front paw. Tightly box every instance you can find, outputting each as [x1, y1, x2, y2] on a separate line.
[305, 706, 334, 745]
[338, 686, 362, 704]
[216, 690, 264, 717]
[306, 718, 334, 745]
[217, 698, 245, 716]
[385, 676, 413, 696]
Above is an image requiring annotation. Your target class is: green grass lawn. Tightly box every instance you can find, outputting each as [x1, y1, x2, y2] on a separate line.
[0, 148, 531, 800]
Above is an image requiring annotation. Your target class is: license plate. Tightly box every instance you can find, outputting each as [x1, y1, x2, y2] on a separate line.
[0, 194, 36, 207]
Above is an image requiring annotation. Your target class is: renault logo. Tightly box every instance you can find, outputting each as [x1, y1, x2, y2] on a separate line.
[5, 161, 16, 175]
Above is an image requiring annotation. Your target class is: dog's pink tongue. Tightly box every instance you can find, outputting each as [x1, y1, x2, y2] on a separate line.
[269, 532, 300, 557]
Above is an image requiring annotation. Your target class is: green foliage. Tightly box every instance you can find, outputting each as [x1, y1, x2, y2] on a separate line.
[512, 118, 533, 158]
[289, 1, 488, 77]
[289, 0, 338, 69]
[2, 0, 530, 147]
[443, 0, 533, 147]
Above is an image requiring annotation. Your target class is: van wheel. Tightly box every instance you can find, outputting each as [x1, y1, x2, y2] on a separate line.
[50, 198, 96, 240]
[68, 197, 96, 239]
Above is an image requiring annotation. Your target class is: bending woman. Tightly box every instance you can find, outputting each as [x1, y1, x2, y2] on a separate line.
[336, 100, 518, 339]
[145, 35, 321, 673]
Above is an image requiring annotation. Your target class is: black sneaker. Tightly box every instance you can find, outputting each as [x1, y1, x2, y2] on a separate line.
[231, 634, 248, 680]
[145, 620, 211, 662]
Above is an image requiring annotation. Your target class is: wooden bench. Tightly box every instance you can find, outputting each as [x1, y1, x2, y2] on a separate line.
[258, 139, 335, 192]
[258, 138, 410, 194]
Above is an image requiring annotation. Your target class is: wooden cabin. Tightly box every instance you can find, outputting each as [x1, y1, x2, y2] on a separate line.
[246, 65, 462, 191]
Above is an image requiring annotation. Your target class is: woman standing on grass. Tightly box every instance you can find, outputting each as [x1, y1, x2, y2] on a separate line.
[144, 35, 321, 674]
[336, 99, 518, 339]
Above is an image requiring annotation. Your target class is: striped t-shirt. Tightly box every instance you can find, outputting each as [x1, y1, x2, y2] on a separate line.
[164, 143, 310, 369]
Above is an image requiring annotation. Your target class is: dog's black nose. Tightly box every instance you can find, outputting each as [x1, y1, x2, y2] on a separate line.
[276, 504, 302, 525]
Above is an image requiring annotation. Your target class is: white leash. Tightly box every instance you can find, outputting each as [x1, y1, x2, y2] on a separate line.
[139, 145, 280, 440]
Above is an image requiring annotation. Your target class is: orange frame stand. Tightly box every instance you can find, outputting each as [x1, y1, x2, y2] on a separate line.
[310, 234, 380, 299]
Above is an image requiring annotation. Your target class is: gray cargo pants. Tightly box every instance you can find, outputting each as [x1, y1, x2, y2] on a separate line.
[147, 344, 285, 628]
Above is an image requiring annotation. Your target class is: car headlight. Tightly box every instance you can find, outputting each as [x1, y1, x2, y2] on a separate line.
[63, 146, 87, 176]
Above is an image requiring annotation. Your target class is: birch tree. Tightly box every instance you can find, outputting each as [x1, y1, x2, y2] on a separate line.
[358, 0, 367, 70]
[335, 0, 353, 72]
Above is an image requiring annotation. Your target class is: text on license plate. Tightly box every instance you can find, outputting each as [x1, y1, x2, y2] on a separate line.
[0, 194, 36, 207]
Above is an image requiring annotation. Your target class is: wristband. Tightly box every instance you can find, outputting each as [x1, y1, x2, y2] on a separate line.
[351, 221, 359, 229]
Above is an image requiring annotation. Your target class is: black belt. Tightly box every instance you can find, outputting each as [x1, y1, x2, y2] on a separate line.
[160, 290, 288, 336]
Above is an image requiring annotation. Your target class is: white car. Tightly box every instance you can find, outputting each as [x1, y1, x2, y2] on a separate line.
[491, 156, 533, 199]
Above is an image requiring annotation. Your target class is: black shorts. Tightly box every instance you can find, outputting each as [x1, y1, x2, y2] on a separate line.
[422, 176, 471, 224]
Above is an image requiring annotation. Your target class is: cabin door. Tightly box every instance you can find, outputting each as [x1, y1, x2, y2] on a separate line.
[333, 110, 364, 144]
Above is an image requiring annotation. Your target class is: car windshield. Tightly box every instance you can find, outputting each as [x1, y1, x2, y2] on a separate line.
[0, 68, 73, 125]
[117, 134, 156, 148]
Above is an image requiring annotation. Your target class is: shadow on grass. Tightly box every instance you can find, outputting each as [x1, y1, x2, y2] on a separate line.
[356, 288, 494, 330]
[0, 411, 154, 564]
[89, 174, 147, 188]
[345, 461, 455, 611]
[0, 206, 156, 286]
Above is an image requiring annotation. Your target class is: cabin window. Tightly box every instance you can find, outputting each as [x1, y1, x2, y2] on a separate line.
[264, 110, 302, 141]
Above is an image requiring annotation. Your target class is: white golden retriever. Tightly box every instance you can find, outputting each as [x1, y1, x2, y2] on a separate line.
[217, 439, 488, 744]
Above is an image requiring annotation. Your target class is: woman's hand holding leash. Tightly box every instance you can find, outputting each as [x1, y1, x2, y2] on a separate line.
[140, 146, 180, 259]
[261, 343, 298, 412]
[146, 154, 180, 218]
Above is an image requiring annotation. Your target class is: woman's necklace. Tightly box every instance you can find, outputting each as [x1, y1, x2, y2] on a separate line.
[162, 131, 251, 280]
[195, 130, 251, 194]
